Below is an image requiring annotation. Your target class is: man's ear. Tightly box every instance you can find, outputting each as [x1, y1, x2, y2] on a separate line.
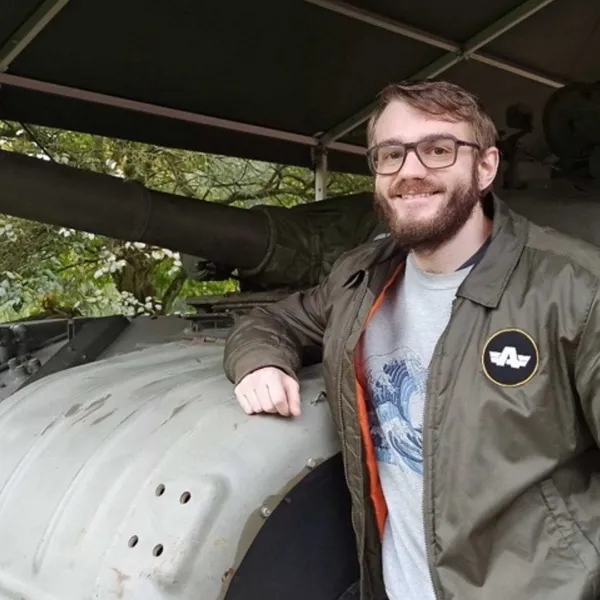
[477, 146, 500, 192]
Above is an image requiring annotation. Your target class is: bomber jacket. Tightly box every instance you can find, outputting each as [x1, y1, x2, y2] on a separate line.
[224, 194, 600, 600]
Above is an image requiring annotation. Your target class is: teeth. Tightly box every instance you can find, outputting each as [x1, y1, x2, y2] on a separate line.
[401, 193, 436, 199]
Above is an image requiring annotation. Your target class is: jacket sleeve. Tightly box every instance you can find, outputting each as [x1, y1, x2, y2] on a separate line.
[223, 279, 332, 385]
[575, 283, 600, 444]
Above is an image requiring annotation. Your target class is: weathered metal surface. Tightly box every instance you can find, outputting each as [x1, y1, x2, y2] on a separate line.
[0, 339, 339, 600]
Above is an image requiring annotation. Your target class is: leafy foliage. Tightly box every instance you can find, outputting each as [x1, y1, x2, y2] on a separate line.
[0, 122, 370, 321]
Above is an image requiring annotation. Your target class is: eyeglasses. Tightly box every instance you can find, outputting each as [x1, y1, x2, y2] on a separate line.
[367, 135, 480, 175]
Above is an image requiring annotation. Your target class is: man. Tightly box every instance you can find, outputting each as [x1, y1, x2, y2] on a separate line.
[223, 80, 600, 600]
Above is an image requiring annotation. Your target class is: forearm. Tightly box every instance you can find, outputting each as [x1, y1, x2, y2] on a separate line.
[223, 288, 328, 385]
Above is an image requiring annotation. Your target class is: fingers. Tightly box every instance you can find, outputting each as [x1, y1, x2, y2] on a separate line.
[244, 388, 263, 414]
[237, 392, 253, 415]
[266, 382, 290, 417]
[282, 377, 301, 417]
[239, 386, 277, 415]
[234, 367, 301, 418]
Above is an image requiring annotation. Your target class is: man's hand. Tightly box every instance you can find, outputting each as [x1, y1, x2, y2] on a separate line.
[234, 367, 301, 417]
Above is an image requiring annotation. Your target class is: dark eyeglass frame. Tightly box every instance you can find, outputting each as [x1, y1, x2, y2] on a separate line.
[366, 135, 481, 175]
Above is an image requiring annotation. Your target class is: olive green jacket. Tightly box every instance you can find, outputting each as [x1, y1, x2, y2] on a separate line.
[224, 194, 600, 600]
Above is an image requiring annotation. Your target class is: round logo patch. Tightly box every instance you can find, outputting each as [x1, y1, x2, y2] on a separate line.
[482, 329, 539, 387]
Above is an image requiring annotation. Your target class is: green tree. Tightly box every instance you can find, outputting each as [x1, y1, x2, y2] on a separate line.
[0, 122, 370, 321]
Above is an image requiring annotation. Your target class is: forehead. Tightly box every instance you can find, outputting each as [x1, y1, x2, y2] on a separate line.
[372, 99, 472, 144]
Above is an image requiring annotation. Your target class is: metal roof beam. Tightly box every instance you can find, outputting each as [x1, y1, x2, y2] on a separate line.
[305, 0, 456, 52]
[309, 0, 564, 146]
[0, 72, 366, 157]
[0, 0, 71, 72]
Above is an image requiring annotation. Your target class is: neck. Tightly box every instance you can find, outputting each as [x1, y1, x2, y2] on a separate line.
[411, 202, 492, 274]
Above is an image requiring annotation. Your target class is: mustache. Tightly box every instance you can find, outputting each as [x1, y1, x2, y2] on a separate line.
[388, 180, 445, 196]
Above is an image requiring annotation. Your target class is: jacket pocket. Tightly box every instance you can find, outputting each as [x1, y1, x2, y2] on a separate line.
[539, 477, 599, 571]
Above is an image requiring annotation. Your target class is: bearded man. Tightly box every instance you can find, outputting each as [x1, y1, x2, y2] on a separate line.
[223, 80, 600, 600]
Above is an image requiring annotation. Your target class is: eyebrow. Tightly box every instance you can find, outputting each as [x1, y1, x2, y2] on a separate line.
[375, 133, 459, 146]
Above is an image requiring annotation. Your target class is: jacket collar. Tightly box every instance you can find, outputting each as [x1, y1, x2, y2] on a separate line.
[457, 193, 529, 308]
[361, 193, 529, 308]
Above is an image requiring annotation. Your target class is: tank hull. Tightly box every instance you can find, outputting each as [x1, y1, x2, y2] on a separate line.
[0, 319, 341, 600]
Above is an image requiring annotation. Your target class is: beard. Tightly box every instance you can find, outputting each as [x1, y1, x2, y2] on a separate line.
[375, 167, 481, 252]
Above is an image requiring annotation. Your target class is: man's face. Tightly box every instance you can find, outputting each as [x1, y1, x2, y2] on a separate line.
[372, 100, 483, 250]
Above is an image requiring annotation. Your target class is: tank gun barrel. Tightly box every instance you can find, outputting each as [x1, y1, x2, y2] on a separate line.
[0, 149, 268, 270]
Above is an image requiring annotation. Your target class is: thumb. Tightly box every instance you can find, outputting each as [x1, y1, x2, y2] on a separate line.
[282, 376, 301, 417]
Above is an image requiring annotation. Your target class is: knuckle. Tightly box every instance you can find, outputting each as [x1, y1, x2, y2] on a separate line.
[286, 375, 299, 388]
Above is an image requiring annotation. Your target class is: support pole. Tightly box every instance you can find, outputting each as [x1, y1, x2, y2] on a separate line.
[314, 146, 328, 200]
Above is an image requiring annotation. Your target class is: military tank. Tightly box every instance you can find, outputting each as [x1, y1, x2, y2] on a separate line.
[1, 82, 600, 600]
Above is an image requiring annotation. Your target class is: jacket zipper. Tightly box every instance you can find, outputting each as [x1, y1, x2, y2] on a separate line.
[422, 297, 459, 600]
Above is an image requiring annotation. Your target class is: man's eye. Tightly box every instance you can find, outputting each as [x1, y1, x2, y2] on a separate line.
[382, 150, 402, 160]
[423, 143, 452, 155]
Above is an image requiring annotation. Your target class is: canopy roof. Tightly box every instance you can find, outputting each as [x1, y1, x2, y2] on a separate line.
[0, 0, 598, 174]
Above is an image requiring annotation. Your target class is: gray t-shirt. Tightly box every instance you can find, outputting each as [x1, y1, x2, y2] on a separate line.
[361, 252, 471, 600]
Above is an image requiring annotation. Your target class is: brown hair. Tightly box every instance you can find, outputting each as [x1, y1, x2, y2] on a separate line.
[367, 80, 498, 151]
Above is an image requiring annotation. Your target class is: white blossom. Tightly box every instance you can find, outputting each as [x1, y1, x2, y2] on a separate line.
[58, 227, 75, 238]
[0, 223, 18, 242]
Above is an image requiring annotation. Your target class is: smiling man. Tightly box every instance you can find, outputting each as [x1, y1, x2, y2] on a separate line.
[224, 81, 600, 600]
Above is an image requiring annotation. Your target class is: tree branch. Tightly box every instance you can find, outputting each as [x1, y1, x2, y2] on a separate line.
[164, 153, 197, 198]
[161, 269, 188, 314]
[57, 258, 101, 272]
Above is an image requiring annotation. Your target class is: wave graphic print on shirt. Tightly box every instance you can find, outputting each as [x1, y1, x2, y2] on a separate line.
[367, 348, 427, 475]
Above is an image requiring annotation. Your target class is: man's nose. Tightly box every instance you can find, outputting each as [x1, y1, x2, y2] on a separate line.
[397, 149, 428, 179]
